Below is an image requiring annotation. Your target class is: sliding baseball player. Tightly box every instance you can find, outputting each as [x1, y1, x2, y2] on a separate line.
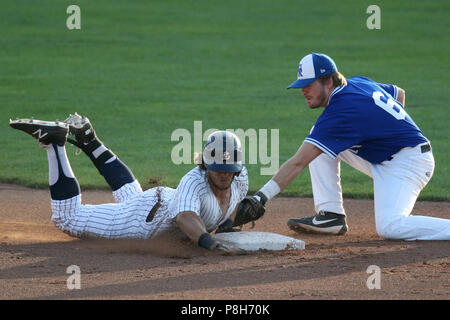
[9, 114, 264, 254]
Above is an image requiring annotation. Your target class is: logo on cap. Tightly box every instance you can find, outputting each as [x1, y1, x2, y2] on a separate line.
[288, 53, 338, 89]
[298, 63, 303, 77]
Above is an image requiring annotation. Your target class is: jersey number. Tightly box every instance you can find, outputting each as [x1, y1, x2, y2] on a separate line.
[372, 91, 406, 120]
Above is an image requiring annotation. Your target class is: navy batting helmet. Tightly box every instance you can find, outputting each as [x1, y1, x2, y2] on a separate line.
[203, 130, 243, 173]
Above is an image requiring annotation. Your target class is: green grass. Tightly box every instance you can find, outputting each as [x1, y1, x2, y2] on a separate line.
[1, 0, 449, 200]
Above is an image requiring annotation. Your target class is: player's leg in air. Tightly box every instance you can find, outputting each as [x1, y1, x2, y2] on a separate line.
[63, 113, 143, 202]
[9, 118, 81, 201]
[9, 115, 150, 238]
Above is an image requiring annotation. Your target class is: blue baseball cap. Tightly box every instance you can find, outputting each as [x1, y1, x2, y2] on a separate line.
[287, 53, 338, 89]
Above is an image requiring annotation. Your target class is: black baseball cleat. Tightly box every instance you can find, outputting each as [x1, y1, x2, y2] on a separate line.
[9, 118, 69, 146]
[63, 112, 97, 147]
[287, 211, 348, 235]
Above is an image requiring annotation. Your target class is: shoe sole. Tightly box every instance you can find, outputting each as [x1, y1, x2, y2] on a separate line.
[287, 219, 348, 235]
[10, 119, 68, 146]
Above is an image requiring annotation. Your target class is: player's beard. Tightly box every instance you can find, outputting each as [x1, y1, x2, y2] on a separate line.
[206, 171, 234, 191]
[306, 86, 329, 109]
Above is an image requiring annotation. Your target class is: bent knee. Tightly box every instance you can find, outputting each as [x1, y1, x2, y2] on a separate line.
[375, 219, 405, 240]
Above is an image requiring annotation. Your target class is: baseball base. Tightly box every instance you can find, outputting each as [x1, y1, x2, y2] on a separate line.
[212, 231, 305, 251]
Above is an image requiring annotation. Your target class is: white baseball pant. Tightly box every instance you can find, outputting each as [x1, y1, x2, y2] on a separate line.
[308, 143, 450, 240]
[51, 181, 177, 239]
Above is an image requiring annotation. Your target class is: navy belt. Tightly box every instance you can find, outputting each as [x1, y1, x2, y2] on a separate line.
[387, 143, 431, 161]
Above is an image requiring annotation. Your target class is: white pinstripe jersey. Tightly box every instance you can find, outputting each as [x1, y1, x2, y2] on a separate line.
[51, 166, 249, 239]
[168, 166, 249, 232]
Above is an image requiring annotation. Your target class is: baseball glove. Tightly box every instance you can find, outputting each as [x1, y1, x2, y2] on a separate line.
[233, 193, 267, 227]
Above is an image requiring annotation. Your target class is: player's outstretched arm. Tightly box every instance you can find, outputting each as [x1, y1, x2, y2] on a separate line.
[272, 142, 323, 190]
[176, 211, 246, 255]
[251, 142, 323, 206]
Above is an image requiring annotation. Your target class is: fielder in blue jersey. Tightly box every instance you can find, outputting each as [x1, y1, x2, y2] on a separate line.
[248, 52, 450, 240]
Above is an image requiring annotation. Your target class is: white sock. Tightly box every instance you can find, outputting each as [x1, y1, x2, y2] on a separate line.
[45, 144, 75, 186]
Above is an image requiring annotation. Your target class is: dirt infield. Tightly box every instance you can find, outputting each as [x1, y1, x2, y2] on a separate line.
[0, 183, 449, 300]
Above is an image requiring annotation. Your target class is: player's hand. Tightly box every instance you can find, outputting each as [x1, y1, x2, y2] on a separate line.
[211, 240, 247, 255]
[198, 232, 246, 255]
[215, 218, 241, 234]
[233, 192, 267, 227]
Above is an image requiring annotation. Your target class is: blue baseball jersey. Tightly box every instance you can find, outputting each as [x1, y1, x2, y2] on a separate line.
[305, 76, 428, 163]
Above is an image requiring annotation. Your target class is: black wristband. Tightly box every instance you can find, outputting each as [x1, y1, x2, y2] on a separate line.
[197, 233, 215, 250]
[255, 191, 268, 206]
